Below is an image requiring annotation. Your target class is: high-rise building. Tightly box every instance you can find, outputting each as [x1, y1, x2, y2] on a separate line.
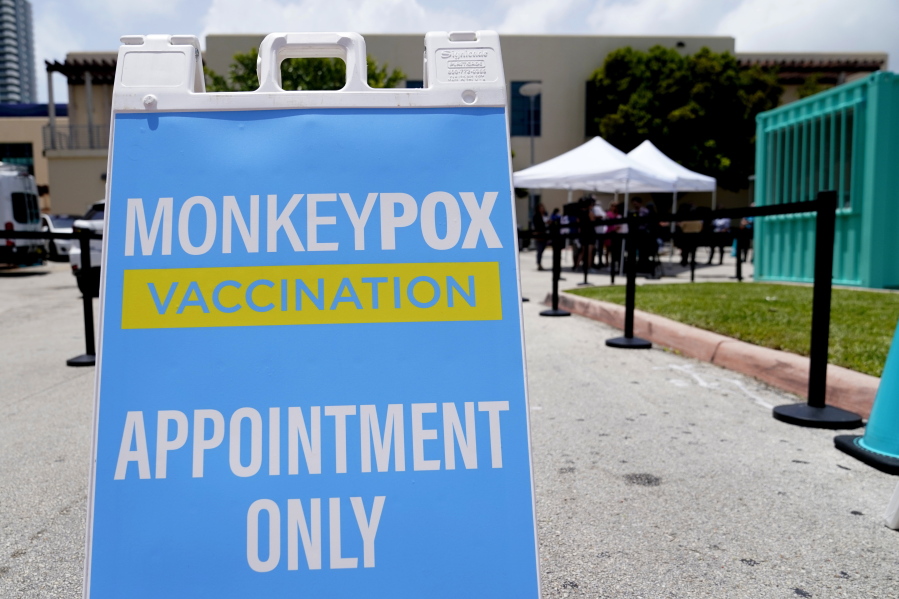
[0, 0, 35, 103]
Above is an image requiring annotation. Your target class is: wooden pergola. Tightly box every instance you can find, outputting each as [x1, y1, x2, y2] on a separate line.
[44, 57, 117, 150]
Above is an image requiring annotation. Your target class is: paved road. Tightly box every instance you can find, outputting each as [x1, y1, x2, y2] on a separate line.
[0, 263, 93, 598]
[2, 259, 898, 598]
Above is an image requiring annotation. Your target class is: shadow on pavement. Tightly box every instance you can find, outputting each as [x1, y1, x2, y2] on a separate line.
[0, 269, 49, 278]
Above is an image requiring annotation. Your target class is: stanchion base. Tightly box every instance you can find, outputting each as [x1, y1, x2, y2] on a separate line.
[67, 354, 96, 367]
[522, 297, 530, 302]
[605, 336, 652, 349]
[772, 403, 863, 429]
[576, 281, 592, 287]
[834, 435, 899, 475]
[539, 309, 571, 317]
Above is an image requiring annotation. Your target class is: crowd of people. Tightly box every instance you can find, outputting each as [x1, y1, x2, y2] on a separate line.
[530, 195, 753, 273]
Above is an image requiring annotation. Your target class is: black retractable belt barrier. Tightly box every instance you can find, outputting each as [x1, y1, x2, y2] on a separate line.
[772, 191, 863, 429]
[67, 231, 97, 367]
[549, 199, 842, 359]
[606, 218, 651, 349]
[609, 233, 616, 286]
[540, 221, 570, 317]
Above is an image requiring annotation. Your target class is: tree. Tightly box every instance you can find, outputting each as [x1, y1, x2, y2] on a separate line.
[797, 73, 832, 99]
[589, 46, 782, 192]
[205, 48, 406, 92]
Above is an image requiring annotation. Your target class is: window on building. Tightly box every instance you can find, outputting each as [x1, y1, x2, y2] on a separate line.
[510, 81, 541, 137]
[0, 142, 33, 175]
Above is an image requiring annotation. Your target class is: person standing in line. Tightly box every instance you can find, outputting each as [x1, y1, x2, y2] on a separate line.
[564, 203, 581, 271]
[629, 197, 651, 271]
[592, 196, 607, 268]
[708, 216, 732, 265]
[579, 197, 598, 272]
[737, 202, 754, 263]
[605, 201, 622, 272]
[677, 204, 702, 266]
[532, 202, 549, 271]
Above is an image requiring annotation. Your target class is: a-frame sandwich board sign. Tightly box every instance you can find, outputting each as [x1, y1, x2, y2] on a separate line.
[84, 31, 540, 598]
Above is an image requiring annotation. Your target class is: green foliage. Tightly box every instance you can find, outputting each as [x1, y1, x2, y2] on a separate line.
[364, 56, 406, 89]
[798, 73, 832, 99]
[569, 282, 899, 377]
[204, 48, 406, 92]
[589, 46, 782, 192]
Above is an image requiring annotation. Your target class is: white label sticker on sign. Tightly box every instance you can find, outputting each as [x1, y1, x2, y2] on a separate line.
[121, 52, 186, 88]
[435, 48, 499, 83]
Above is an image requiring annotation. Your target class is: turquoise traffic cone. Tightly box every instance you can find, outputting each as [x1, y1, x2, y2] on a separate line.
[835, 320, 899, 474]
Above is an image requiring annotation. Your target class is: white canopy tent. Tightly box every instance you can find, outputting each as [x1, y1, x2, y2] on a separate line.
[626, 140, 718, 209]
[627, 140, 718, 262]
[512, 137, 676, 212]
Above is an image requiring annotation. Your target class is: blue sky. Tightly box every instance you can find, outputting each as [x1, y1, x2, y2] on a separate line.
[32, 0, 898, 102]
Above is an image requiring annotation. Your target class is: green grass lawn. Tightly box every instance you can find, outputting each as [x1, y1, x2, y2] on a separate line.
[568, 282, 899, 377]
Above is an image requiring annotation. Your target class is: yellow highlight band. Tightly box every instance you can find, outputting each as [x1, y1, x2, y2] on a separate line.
[121, 262, 501, 329]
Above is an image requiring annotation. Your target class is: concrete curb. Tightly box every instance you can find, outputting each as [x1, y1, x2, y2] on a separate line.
[548, 291, 879, 419]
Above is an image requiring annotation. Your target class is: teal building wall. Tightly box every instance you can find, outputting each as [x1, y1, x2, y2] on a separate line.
[754, 72, 899, 289]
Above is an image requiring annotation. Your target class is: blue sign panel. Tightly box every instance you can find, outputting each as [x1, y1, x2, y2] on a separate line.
[86, 106, 539, 598]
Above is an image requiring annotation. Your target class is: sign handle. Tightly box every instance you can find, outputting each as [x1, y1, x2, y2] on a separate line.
[256, 32, 370, 92]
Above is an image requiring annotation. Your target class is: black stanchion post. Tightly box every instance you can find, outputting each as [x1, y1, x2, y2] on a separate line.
[67, 232, 97, 367]
[772, 191, 862, 428]
[609, 232, 616, 286]
[606, 219, 651, 349]
[735, 232, 743, 282]
[540, 221, 570, 317]
[690, 240, 696, 283]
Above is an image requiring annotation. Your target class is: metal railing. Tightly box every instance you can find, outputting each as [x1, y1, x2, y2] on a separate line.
[43, 123, 110, 151]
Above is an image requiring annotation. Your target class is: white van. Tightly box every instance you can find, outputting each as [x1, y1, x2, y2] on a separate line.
[0, 164, 43, 266]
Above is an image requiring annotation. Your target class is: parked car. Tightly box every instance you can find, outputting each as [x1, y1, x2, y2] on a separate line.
[0, 164, 43, 266]
[41, 213, 78, 261]
[69, 200, 104, 297]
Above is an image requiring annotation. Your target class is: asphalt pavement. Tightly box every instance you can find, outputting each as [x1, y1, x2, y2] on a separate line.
[2, 256, 899, 598]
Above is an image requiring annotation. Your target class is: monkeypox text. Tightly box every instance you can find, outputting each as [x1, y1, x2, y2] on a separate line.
[124, 191, 503, 256]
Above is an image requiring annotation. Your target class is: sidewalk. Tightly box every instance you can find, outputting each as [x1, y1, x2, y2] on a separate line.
[521, 293, 899, 597]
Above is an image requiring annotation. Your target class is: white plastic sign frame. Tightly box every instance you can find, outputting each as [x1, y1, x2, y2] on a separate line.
[85, 31, 540, 599]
